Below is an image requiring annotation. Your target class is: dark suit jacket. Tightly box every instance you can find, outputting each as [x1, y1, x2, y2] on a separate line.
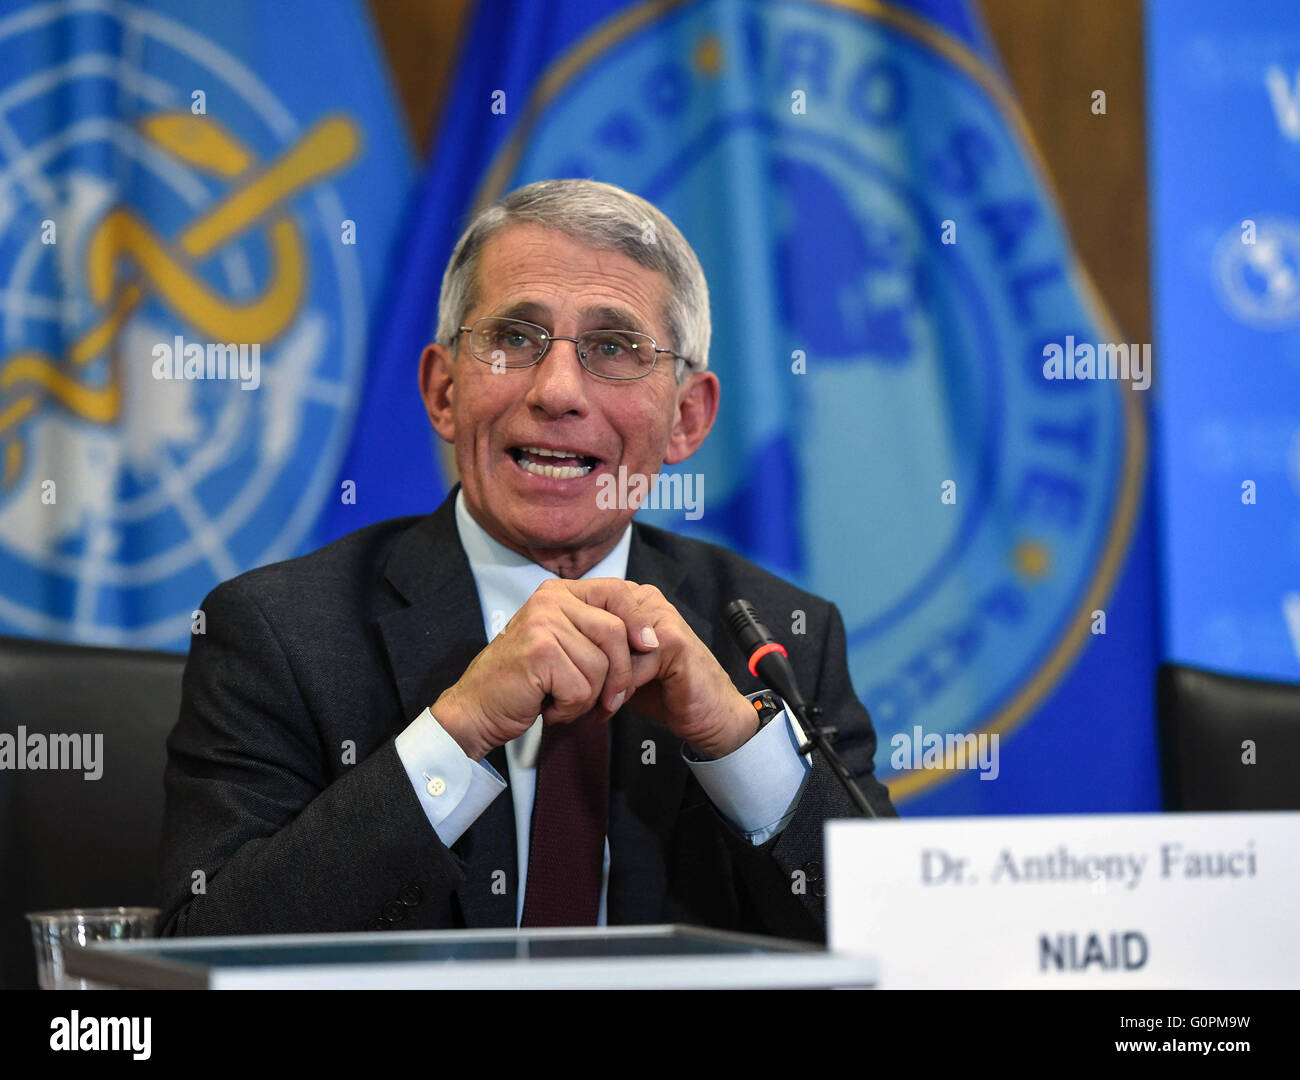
[157, 488, 896, 942]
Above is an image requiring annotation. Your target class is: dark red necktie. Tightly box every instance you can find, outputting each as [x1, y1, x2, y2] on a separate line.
[520, 715, 608, 926]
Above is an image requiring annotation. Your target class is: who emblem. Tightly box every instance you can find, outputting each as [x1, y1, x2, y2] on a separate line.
[1213, 217, 1300, 331]
[0, 2, 367, 645]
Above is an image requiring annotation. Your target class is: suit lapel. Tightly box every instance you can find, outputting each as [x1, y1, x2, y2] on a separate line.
[376, 497, 716, 929]
[377, 491, 485, 737]
[376, 489, 518, 928]
[606, 526, 710, 924]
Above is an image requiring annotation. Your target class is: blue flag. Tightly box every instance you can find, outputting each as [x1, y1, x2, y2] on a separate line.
[0, 0, 412, 649]
[1148, 0, 1300, 684]
[321, 0, 1162, 814]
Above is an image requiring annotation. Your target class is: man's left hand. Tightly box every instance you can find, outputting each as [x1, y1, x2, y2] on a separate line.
[566, 579, 760, 760]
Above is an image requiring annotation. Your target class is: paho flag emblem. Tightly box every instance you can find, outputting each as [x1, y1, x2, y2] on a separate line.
[450, 0, 1152, 808]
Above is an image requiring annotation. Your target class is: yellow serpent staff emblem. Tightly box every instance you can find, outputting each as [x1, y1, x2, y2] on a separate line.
[0, 111, 361, 489]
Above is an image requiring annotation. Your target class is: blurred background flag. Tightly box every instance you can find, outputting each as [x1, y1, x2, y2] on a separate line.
[1148, 0, 1300, 685]
[0, 0, 412, 650]
[330, 0, 1161, 814]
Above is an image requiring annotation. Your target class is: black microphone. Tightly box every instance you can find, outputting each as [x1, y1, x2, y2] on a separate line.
[722, 599, 808, 717]
[723, 598, 878, 817]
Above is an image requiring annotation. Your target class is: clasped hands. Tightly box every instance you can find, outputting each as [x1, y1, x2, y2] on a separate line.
[432, 579, 760, 763]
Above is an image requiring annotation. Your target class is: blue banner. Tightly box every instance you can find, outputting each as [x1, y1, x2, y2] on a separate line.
[0, 0, 412, 649]
[1148, 0, 1300, 684]
[322, 0, 1163, 814]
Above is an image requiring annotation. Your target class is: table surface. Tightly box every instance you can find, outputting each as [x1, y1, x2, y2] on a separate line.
[66, 923, 878, 989]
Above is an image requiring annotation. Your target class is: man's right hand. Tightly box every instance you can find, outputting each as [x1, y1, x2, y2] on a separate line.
[430, 578, 655, 760]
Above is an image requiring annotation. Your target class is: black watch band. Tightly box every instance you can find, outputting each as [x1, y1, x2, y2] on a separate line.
[751, 690, 784, 729]
[683, 691, 784, 763]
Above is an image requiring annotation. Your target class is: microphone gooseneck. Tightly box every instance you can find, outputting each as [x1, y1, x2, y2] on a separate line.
[723, 598, 878, 818]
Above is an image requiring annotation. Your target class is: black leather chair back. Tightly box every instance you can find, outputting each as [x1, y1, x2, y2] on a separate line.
[1158, 663, 1300, 811]
[0, 634, 184, 988]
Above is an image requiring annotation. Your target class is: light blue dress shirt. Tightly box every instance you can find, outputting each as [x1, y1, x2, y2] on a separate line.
[394, 490, 812, 925]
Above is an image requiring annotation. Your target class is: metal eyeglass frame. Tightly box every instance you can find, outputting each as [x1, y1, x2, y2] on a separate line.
[456, 317, 692, 381]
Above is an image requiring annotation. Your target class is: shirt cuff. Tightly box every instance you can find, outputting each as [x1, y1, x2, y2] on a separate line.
[682, 693, 812, 845]
[394, 707, 507, 848]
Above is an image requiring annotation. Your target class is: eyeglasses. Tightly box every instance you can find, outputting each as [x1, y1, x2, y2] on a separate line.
[456, 317, 690, 381]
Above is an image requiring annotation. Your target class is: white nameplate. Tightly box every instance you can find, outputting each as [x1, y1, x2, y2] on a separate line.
[826, 812, 1300, 989]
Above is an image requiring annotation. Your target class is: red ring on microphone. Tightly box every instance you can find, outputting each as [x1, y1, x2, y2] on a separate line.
[747, 641, 788, 677]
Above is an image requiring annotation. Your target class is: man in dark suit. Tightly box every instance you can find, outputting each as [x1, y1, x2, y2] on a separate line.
[157, 179, 895, 943]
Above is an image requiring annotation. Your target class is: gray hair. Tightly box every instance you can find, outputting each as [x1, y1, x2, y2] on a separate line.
[435, 179, 710, 378]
